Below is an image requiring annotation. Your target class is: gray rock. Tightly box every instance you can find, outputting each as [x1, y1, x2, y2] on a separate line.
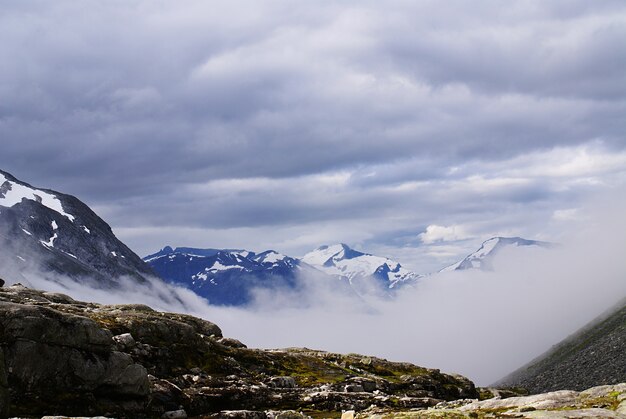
[218, 337, 247, 348]
[266, 411, 312, 419]
[459, 390, 578, 411]
[268, 377, 297, 389]
[113, 332, 136, 349]
[0, 300, 149, 416]
[217, 410, 267, 419]
[346, 377, 377, 392]
[162, 409, 188, 419]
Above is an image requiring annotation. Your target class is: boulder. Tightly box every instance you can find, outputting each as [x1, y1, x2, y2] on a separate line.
[0, 301, 149, 416]
[268, 377, 297, 389]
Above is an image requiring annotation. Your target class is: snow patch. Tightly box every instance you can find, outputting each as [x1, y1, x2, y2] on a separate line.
[0, 173, 75, 221]
[40, 233, 58, 248]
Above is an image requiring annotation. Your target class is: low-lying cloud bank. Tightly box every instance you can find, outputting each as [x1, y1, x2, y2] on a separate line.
[3, 191, 625, 386]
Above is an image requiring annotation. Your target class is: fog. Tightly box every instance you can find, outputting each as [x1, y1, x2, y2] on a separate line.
[2, 192, 625, 386]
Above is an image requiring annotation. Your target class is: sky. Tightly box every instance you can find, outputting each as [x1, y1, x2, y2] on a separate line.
[1, 1, 625, 273]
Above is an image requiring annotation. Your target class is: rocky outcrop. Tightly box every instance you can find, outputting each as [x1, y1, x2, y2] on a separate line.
[497, 298, 626, 393]
[0, 290, 150, 417]
[358, 383, 626, 418]
[0, 284, 477, 418]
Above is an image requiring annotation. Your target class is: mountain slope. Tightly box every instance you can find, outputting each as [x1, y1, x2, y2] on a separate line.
[0, 169, 156, 286]
[496, 297, 626, 393]
[302, 243, 422, 288]
[440, 237, 552, 272]
[145, 246, 309, 305]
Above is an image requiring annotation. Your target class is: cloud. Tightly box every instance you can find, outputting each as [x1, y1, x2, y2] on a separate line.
[418, 224, 472, 244]
[186, 190, 626, 385]
[3, 187, 625, 387]
[0, 1, 625, 266]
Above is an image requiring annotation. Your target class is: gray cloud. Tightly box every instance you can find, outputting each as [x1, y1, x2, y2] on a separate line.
[1, 0, 625, 266]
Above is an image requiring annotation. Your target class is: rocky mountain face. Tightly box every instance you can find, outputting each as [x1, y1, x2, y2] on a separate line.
[145, 243, 421, 306]
[496, 297, 626, 394]
[440, 236, 552, 272]
[0, 169, 157, 287]
[0, 283, 477, 418]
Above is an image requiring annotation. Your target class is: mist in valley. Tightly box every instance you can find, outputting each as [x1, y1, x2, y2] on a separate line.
[2, 190, 625, 386]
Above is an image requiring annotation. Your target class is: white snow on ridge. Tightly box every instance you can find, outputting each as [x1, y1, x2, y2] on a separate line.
[472, 237, 499, 258]
[256, 251, 286, 264]
[302, 244, 421, 286]
[40, 233, 58, 248]
[440, 260, 462, 273]
[0, 173, 76, 222]
[301, 244, 346, 266]
[209, 261, 243, 272]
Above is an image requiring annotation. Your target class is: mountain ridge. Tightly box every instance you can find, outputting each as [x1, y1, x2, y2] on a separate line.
[144, 243, 423, 305]
[496, 296, 626, 393]
[0, 169, 157, 287]
[440, 236, 552, 272]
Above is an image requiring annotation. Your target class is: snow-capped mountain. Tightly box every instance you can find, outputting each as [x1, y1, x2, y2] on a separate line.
[145, 246, 307, 305]
[301, 243, 422, 288]
[440, 237, 552, 272]
[0, 169, 156, 286]
[144, 243, 421, 305]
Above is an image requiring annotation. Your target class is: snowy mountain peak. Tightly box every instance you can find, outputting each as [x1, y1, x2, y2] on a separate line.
[302, 243, 421, 287]
[440, 236, 552, 272]
[303, 243, 366, 267]
[0, 171, 76, 222]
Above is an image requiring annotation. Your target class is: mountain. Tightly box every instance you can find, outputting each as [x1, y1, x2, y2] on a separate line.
[496, 297, 626, 393]
[301, 243, 422, 288]
[145, 246, 310, 305]
[0, 169, 156, 287]
[440, 236, 552, 272]
[145, 243, 422, 306]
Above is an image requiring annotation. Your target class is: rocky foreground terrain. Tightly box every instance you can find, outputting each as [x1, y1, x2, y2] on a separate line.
[0, 283, 624, 419]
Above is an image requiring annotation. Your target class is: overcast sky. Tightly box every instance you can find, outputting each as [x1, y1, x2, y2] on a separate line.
[1, 1, 625, 272]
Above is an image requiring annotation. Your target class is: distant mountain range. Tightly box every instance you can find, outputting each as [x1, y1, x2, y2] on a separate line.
[144, 243, 421, 305]
[144, 247, 309, 305]
[144, 238, 553, 306]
